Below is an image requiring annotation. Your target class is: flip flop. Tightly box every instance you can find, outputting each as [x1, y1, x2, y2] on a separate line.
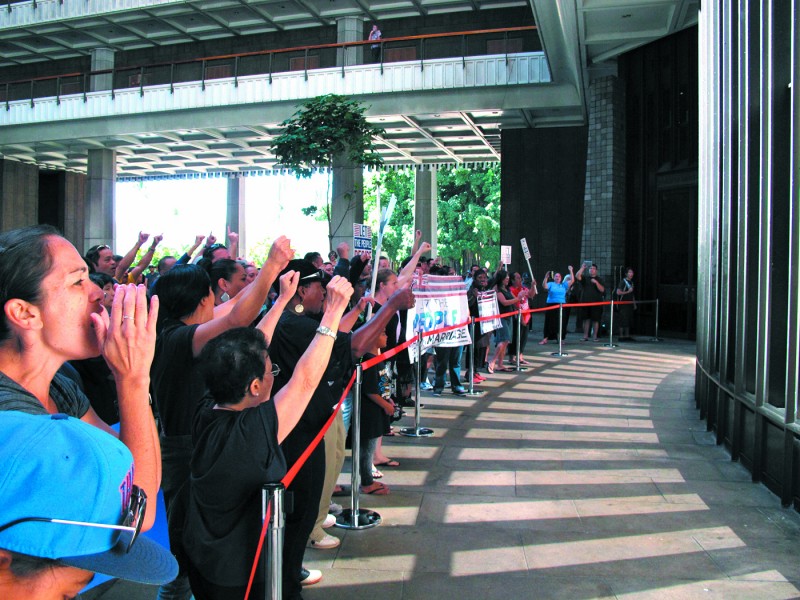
[361, 482, 390, 495]
[372, 468, 384, 479]
[487, 363, 495, 374]
[374, 459, 400, 467]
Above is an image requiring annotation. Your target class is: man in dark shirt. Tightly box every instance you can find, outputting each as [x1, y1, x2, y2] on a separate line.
[576, 263, 606, 341]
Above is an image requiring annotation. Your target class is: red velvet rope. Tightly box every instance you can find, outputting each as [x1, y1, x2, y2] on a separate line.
[244, 297, 636, 596]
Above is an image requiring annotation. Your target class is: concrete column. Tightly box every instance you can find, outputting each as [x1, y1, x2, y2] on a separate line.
[90, 48, 115, 92]
[84, 149, 116, 253]
[330, 155, 364, 253]
[62, 172, 88, 247]
[336, 17, 365, 67]
[226, 177, 246, 258]
[0, 159, 38, 230]
[581, 73, 626, 284]
[414, 168, 438, 257]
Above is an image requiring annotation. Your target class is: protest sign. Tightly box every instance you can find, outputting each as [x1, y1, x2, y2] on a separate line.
[477, 291, 502, 335]
[353, 223, 372, 256]
[501, 245, 512, 266]
[405, 274, 471, 361]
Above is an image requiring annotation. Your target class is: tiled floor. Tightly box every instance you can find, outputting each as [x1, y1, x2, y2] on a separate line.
[85, 339, 800, 599]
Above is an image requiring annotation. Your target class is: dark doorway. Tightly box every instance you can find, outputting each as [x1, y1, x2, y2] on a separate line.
[656, 186, 697, 338]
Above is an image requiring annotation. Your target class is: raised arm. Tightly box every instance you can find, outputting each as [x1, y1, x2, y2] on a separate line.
[90, 284, 160, 531]
[192, 236, 294, 356]
[256, 270, 299, 344]
[339, 296, 373, 332]
[227, 226, 239, 260]
[273, 276, 353, 442]
[567, 265, 575, 288]
[350, 281, 415, 359]
[576, 264, 586, 281]
[114, 231, 149, 281]
[127, 234, 162, 283]
[398, 241, 431, 286]
[542, 271, 551, 290]
[179, 234, 205, 265]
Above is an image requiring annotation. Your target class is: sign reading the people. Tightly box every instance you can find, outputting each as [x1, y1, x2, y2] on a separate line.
[353, 223, 372, 256]
[406, 274, 471, 361]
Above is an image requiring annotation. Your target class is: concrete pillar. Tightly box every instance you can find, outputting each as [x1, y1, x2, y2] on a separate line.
[84, 149, 116, 252]
[0, 159, 38, 230]
[226, 177, 246, 258]
[336, 17, 365, 67]
[330, 155, 364, 253]
[62, 172, 88, 247]
[414, 168, 438, 257]
[581, 73, 626, 284]
[90, 48, 115, 92]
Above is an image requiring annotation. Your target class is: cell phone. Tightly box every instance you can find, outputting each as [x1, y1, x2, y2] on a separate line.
[549, 271, 554, 279]
[582, 260, 592, 269]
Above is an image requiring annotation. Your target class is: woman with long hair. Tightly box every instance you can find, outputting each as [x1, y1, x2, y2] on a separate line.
[488, 269, 519, 373]
[0, 225, 160, 530]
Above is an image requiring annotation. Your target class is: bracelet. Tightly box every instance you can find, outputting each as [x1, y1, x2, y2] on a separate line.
[316, 325, 337, 340]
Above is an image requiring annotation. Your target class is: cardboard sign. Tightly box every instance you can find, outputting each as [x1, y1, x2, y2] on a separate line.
[477, 291, 502, 335]
[501, 245, 512, 265]
[353, 223, 373, 256]
[520, 237, 531, 260]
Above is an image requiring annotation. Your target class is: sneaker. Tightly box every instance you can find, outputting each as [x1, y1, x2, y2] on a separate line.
[328, 502, 343, 516]
[432, 388, 443, 397]
[308, 533, 341, 549]
[452, 386, 467, 396]
[300, 568, 323, 586]
[472, 375, 483, 385]
[322, 513, 336, 529]
[419, 381, 433, 391]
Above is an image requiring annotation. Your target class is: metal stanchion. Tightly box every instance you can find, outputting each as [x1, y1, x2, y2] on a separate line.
[604, 299, 617, 348]
[466, 320, 482, 396]
[338, 363, 381, 529]
[649, 299, 661, 341]
[400, 334, 433, 437]
[263, 482, 285, 600]
[513, 307, 528, 371]
[551, 304, 569, 357]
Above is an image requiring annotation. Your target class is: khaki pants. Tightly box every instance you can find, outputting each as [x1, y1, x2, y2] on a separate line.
[308, 412, 345, 542]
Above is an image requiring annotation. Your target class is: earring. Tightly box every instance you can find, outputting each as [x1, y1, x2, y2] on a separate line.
[220, 292, 230, 303]
[294, 304, 304, 314]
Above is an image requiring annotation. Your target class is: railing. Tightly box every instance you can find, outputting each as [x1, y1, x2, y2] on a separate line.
[0, 26, 538, 109]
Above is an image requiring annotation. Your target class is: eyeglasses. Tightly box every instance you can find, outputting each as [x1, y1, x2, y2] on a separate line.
[0, 485, 147, 554]
[270, 363, 280, 377]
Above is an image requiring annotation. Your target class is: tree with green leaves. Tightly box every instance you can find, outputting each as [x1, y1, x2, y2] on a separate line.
[363, 169, 415, 265]
[436, 166, 501, 273]
[270, 94, 385, 247]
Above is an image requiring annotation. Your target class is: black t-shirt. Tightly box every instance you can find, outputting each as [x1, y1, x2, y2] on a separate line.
[184, 400, 286, 588]
[151, 318, 206, 437]
[581, 275, 605, 303]
[269, 310, 353, 434]
[360, 354, 391, 440]
[497, 287, 516, 315]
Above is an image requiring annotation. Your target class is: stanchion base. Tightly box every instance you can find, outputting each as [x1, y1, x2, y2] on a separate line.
[648, 337, 662, 342]
[466, 390, 486, 397]
[336, 508, 381, 530]
[603, 343, 617, 348]
[399, 426, 434, 437]
[550, 351, 569, 357]
[512, 367, 528, 372]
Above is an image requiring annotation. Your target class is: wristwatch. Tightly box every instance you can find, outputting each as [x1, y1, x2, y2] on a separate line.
[316, 325, 337, 340]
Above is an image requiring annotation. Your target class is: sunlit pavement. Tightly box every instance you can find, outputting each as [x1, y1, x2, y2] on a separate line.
[85, 339, 800, 599]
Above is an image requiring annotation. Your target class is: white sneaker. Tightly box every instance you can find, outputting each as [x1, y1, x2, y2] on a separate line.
[300, 568, 322, 586]
[308, 533, 341, 549]
[322, 513, 336, 529]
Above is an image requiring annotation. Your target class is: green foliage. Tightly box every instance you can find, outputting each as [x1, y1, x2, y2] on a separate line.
[270, 94, 385, 178]
[363, 170, 415, 264]
[436, 166, 501, 271]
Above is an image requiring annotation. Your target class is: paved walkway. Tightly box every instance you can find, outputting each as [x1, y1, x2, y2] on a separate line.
[86, 339, 800, 599]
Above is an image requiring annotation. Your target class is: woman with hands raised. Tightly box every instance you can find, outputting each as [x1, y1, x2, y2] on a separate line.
[0, 225, 161, 530]
[184, 275, 354, 599]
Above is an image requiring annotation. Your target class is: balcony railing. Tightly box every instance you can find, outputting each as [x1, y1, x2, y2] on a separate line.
[0, 26, 539, 109]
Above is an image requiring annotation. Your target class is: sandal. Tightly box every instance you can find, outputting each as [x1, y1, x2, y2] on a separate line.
[487, 362, 495, 374]
[374, 459, 400, 467]
[361, 482, 390, 495]
[372, 467, 384, 479]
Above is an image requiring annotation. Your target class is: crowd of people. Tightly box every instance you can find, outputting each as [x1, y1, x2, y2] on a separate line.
[0, 223, 637, 600]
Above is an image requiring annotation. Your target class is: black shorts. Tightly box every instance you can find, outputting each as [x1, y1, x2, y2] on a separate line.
[581, 304, 602, 322]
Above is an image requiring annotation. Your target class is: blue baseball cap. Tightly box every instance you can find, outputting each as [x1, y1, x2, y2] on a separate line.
[0, 412, 177, 585]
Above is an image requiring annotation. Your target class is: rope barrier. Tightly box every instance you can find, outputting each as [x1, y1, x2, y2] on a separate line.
[245, 295, 654, 597]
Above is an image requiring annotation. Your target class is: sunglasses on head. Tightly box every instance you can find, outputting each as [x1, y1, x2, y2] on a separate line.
[0, 485, 147, 554]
